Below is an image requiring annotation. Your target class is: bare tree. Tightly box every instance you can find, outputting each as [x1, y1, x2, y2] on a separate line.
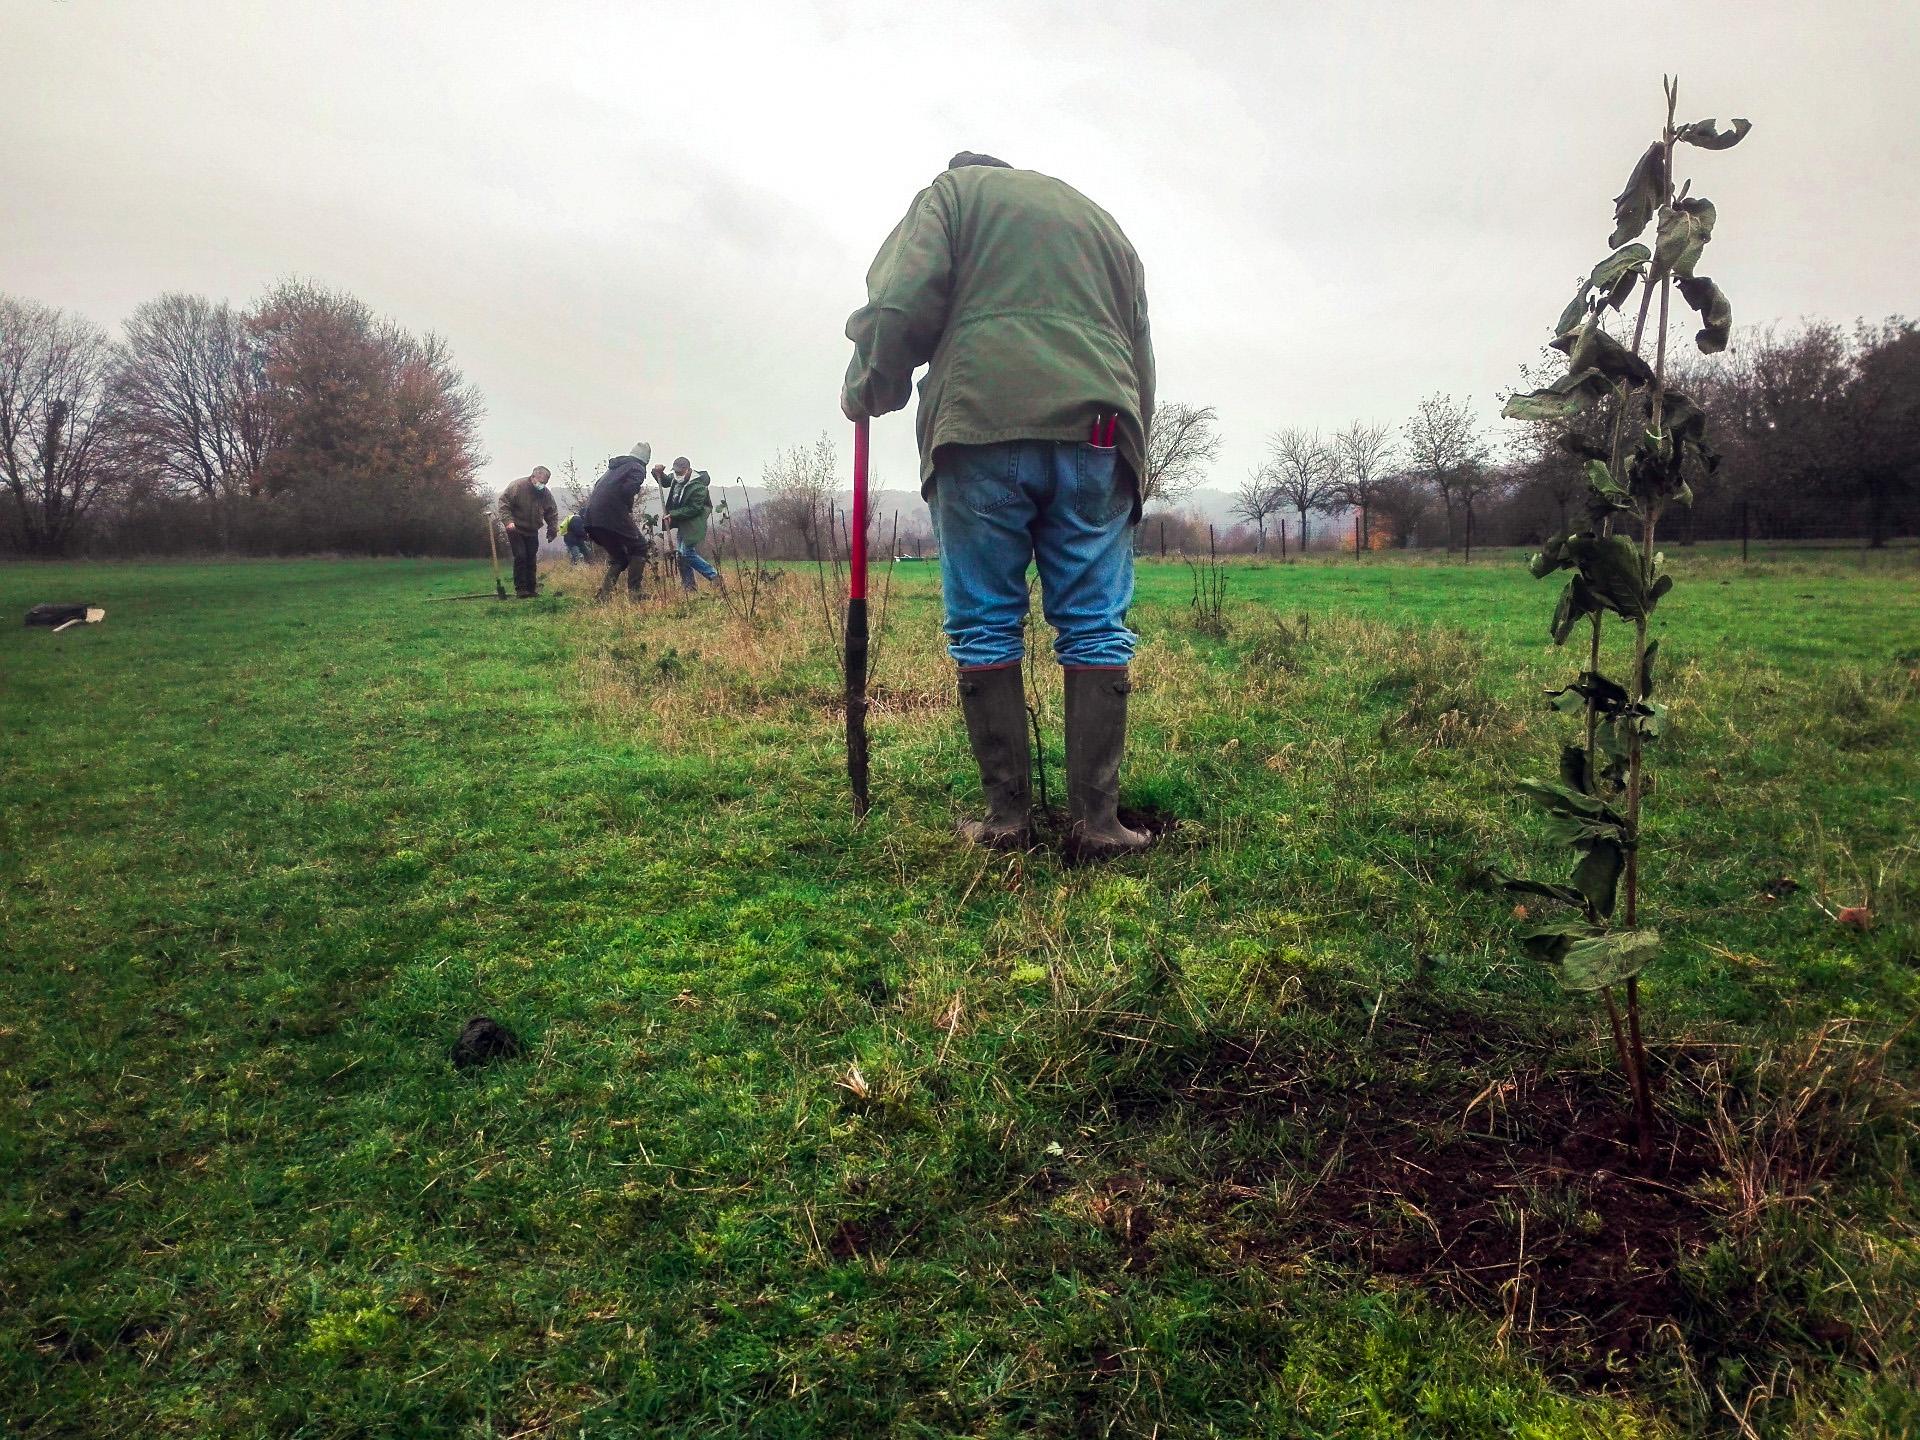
[1228, 463, 1283, 551]
[0, 295, 124, 554]
[555, 451, 589, 514]
[1143, 401, 1221, 508]
[117, 292, 273, 546]
[1331, 419, 1395, 551]
[1402, 392, 1485, 554]
[762, 431, 838, 558]
[1265, 426, 1337, 549]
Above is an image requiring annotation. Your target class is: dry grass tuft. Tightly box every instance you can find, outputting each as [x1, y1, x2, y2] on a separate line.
[1695, 1020, 1917, 1233]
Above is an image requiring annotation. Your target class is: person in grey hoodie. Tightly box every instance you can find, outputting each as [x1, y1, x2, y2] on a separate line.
[580, 442, 655, 600]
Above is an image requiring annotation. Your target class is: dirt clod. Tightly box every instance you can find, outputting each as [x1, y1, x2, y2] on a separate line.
[450, 1015, 524, 1069]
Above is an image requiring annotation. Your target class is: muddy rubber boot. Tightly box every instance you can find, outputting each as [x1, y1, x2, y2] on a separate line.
[956, 665, 1033, 849]
[1064, 667, 1150, 861]
[596, 566, 620, 601]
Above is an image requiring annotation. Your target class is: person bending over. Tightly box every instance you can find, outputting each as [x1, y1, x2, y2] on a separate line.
[581, 443, 655, 600]
[841, 152, 1155, 860]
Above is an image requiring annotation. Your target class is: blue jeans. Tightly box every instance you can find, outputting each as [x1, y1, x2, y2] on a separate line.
[564, 540, 590, 564]
[932, 440, 1136, 669]
[676, 539, 720, 590]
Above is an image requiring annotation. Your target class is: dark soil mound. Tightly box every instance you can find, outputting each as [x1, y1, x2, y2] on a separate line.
[450, 1015, 524, 1069]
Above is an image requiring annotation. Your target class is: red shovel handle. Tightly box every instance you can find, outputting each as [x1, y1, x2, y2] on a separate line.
[850, 418, 870, 601]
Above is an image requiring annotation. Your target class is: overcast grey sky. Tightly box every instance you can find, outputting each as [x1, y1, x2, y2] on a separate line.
[6, 0, 1916, 508]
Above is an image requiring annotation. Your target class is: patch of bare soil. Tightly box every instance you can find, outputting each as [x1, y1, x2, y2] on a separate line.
[1173, 1021, 1736, 1384]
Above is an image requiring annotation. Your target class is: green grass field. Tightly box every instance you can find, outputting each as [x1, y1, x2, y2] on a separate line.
[3, 550, 1916, 1438]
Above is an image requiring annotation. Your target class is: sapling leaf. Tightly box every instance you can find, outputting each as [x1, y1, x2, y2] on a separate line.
[1553, 321, 1657, 385]
[1662, 390, 1709, 449]
[1648, 573, 1673, 608]
[1584, 459, 1633, 508]
[1676, 118, 1751, 150]
[1603, 269, 1640, 312]
[1653, 198, 1718, 281]
[1516, 778, 1625, 823]
[1498, 873, 1587, 908]
[1569, 534, 1650, 616]
[1556, 286, 1593, 338]
[1557, 431, 1610, 461]
[1610, 142, 1667, 248]
[1640, 638, 1659, 698]
[1504, 368, 1608, 422]
[1573, 838, 1626, 918]
[1598, 710, 1633, 757]
[1549, 574, 1602, 644]
[1555, 928, 1661, 993]
[1588, 242, 1652, 292]
[1531, 533, 1575, 578]
[1560, 743, 1593, 794]
[1678, 273, 1732, 352]
[1520, 917, 1599, 966]
[1586, 670, 1632, 711]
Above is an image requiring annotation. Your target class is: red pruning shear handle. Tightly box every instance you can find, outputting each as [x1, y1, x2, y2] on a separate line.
[1089, 412, 1118, 448]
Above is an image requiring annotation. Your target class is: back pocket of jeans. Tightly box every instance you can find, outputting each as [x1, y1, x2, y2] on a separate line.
[1073, 444, 1129, 524]
[943, 445, 1023, 517]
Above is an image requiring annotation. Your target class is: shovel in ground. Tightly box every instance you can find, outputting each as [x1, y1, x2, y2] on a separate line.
[845, 417, 870, 816]
[430, 512, 514, 602]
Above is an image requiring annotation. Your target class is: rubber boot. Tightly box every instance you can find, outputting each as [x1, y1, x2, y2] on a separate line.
[955, 665, 1033, 849]
[1064, 667, 1150, 860]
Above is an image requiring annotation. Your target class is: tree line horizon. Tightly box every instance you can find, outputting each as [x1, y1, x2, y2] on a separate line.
[2, 281, 1913, 559]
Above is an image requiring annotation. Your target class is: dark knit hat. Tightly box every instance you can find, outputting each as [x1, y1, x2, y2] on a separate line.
[947, 151, 1011, 170]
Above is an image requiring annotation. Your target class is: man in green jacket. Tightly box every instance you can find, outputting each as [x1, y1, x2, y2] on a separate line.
[498, 466, 559, 598]
[652, 457, 722, 593]
[841, 153, 1155, 859]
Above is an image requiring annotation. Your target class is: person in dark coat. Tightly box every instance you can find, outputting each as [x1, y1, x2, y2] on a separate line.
[580, 442, 654, 600]
[498, 466, 559, 597]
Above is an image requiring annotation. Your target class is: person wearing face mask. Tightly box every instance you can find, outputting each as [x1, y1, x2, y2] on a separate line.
[650, 456, 722, 593]
[497, 465, 560, 598]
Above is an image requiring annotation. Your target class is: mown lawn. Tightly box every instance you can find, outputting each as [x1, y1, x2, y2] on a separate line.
[2, 550, 1916, 1438]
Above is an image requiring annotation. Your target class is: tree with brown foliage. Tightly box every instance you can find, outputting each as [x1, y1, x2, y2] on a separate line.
[249, 280, 485, 552]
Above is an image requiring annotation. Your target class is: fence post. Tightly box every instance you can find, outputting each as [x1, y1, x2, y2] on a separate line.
[1740, 501, 1749, 563]
[1354, 512, 1361, 558]
[1280, 519, 1288, 560]
[1159, 519, 1166, 558]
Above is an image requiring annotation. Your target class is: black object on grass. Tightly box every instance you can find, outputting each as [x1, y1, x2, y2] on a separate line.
[25, 604, 93, 627]
[451, 1015, 524, 1068]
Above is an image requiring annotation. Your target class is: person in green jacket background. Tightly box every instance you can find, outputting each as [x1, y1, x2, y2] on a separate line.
[841, 152, 1155, 860]
[652, 456, 722, 593]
